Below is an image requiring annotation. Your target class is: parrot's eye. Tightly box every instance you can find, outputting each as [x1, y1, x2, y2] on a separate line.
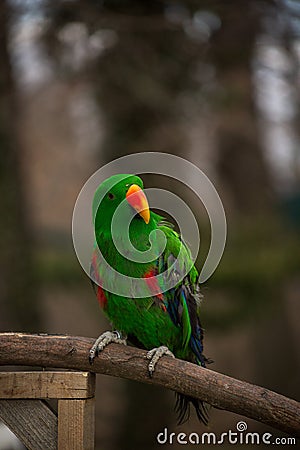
[107, 192, 115, 200]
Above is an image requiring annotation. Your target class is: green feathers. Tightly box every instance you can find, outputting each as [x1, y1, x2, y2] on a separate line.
[91, 174, 208, 424]
[91, 173, 200, 354]
[179, 289, 192, 350]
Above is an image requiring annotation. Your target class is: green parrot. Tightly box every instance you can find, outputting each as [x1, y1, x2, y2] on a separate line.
[89, 174, 208, 424]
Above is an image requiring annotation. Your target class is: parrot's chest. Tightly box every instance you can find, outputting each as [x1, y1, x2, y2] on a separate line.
[103, 292, 179, 351]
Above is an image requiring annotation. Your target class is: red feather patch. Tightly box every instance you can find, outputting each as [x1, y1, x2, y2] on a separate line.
[144, 269, 166, 312]
[97, 286, 107, 309]
[91, 251, 107, 309]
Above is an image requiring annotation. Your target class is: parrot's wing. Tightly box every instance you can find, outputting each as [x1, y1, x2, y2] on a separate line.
[157, 224, 206, 366]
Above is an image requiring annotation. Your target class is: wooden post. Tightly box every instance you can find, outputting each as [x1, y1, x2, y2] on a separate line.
[0, 371, 96, 450]
[58, 398, 95, 450]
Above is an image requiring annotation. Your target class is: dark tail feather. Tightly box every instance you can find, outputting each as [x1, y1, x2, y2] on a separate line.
[175, 393, 209, 425]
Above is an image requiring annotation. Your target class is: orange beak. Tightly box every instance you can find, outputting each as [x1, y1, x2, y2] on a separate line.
[126, 184, 150, 224]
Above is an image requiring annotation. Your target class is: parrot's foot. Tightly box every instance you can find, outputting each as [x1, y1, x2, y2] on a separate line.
[146, 345, 175, 377]
[89, 331, 127, 364]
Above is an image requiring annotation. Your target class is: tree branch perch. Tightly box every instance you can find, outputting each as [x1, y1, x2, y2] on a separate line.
[0, 332, 299, 436]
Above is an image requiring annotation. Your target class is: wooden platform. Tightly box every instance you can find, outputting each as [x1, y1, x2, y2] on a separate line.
[0, 371, 95, 450]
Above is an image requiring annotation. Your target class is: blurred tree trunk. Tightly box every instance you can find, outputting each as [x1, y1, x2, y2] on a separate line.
[212, 0, 299, 413]
[212, 1, 273, 214]
[0, 0, 41, 330]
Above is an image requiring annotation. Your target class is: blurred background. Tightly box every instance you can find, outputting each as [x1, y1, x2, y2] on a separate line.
[0, 0, 300, 449]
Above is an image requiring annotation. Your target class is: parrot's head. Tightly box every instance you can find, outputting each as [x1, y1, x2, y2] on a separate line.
[92, 174, 150, 233]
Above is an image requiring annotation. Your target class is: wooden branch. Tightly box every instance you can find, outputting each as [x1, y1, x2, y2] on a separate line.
[0, 332, 299, 436]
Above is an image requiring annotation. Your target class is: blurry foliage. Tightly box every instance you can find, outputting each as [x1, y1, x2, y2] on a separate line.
[7, 0, 297, 331]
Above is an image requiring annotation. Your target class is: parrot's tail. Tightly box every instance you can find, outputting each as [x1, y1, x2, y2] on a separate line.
[175, 393, 209, 425]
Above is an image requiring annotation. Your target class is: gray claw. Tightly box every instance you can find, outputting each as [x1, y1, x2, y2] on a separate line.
[89, 331, 126, 364]
[146, 345, 175, 376]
